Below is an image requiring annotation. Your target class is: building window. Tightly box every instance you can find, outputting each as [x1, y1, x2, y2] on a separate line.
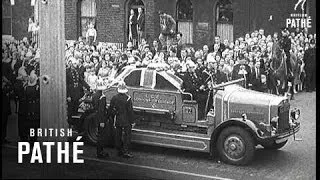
[177, 0, 193, 21]
[80, 0, 96, 38]
[216, 0, 233, 24]
[176, 0, 193, 44]
[215, 0, 233, 42]
[2, 0, 12, 35]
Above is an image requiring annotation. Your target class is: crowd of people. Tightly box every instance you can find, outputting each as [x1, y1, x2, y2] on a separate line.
[1, 26, 316, 144]
[64, 27, 316, 96]
[2, 37, 40, 144]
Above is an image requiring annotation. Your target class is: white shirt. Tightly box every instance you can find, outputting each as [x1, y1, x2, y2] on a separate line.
[28, 23, 36, 33]
[86, 28, 96, 37]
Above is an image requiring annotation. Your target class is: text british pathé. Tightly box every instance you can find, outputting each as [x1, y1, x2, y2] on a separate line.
[18, 128, 84, 164]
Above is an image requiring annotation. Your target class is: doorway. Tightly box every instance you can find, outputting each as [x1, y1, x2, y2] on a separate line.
[215, 0, 233, 42]
[125, 0, 144, 47]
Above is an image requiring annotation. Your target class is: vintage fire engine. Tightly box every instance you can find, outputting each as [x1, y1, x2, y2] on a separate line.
[73, 67, 301, 165]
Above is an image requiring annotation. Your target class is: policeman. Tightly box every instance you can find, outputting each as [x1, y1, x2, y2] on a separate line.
[279, 27, 293, 78]
[25, 70, 40, 143]
[181, 60, 199, 98]
[66, 57, 90, 126]
[15, 66, 29, 141]
[108, 81, 135, 158]
[303, 39, 316, 92]
[2, 76, 12, 144]
[92, 84, 110, 159]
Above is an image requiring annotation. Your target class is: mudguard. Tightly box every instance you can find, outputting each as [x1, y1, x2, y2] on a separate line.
[209, 118, 260, 154]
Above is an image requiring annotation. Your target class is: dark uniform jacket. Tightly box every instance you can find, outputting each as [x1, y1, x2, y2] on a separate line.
[279, 36, 291, 53]
[209, 43, 226, 54]
[109, 93, 135, 127]
[303, 47, 316, 71]
[181, 71, 199, 96]
[15, 81, 28, 116]
[137, 13, 145, 31]
[92, 91, 107, 124]
[25, 82, 40, 121]
[129, 14, 138, 39]
[2, 83, 12, 116]
[66, 67, 90, 101]
[202, 69, 228, 86]
[249, 67, 264, 91]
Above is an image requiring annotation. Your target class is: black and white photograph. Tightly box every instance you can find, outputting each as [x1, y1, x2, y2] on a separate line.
[2, 0, 316, 179]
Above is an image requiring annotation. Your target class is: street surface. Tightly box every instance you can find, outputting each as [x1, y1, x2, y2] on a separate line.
[2, 92, 316, 179]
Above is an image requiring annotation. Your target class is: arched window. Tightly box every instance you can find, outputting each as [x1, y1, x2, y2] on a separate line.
[80, 0, 96, 38]
[216, 0, 233, 42]
[177, 0, 193, 21]
[216, 0, 233, 24]
[125, 0, 144, 44]
[176, 0, 193, 44]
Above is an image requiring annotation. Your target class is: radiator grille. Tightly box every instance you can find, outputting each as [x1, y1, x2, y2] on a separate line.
[278, 102, 290, 131]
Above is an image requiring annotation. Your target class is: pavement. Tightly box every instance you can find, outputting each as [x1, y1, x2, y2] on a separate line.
[1, 91, 317, 179]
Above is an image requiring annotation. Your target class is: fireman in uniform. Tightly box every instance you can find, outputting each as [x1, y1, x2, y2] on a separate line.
[15, 66, 29, 141]
[2, 76, 12, 144]
[200, 57, 228, 116]
[108, 81, 135, 158]
[25, 70, 40, 143]
[92, 84, 110, 159]
[232, 54, 251, 88]
[66, 57, 90, 126]
[181, 60, 199, 99]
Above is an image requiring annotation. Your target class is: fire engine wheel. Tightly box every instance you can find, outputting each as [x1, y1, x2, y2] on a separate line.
[261, 140, 288, 150]
[83, 112, 98, 145]
[216, 126, 255, 165]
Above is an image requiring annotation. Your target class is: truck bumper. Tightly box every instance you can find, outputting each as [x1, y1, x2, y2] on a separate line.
[259, 122, 300, 144]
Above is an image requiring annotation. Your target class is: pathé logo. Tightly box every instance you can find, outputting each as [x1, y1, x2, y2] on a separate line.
[294, 0, 306, 11]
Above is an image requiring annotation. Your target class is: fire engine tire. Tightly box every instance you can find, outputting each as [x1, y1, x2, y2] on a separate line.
[261, 140, 288, 150]
[216, 126, 255, 165]
[83, 112, 98, 145]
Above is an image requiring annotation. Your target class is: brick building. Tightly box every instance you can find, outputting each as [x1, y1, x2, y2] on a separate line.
[2, 0, 33, 40]
[3, 0, 316, 49]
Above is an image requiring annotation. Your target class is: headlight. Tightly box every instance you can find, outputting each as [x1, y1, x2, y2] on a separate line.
[290, 108, 300, 120]
[271, 116, 279, 129]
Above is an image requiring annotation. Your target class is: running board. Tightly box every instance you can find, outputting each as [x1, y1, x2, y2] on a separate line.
[131, 128, 211, 152]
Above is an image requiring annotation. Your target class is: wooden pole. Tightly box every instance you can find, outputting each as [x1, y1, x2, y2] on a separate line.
[39, 0, 67, 141]
[39, 0, 67, 177]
